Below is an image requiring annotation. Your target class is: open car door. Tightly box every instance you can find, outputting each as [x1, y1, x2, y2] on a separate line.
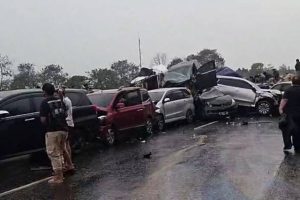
[194, 60, 217, 91]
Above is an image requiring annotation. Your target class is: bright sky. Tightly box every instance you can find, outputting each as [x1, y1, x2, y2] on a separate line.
[0, 0, 300, 75]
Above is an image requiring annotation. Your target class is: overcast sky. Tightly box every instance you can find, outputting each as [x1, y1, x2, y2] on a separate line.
[0, 0, 300, 75]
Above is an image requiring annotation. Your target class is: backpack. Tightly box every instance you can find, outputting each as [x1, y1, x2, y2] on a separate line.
[47, 98, 67, 131]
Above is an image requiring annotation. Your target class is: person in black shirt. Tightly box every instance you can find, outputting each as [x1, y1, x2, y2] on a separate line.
[295, 59, 300, 75]
[40, 83, 68, 184]
[279, 76, 300, 153]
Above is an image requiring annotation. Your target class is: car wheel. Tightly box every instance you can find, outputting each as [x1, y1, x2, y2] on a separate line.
[105, 128, 116, 145]
[186, 109, 193, 124]
[257, 100, 272, 115]
[157, 114, 165, 132]
[145, 118, 153, 136]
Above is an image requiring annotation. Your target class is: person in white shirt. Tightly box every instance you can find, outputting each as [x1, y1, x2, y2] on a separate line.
[58, 88, 75, 174]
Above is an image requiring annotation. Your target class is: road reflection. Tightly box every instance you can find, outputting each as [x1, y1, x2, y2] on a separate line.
[52, 182, 74, 200]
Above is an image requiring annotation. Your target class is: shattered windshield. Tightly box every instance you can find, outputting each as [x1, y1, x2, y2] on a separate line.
[169, 65, 192, 76]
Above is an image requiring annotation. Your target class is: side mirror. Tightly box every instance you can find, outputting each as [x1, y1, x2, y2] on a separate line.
[251, 87, 256, 92]
[115, 102, 125, 110]
[164, 98, 171, 103]
[0, 110, 9, 118]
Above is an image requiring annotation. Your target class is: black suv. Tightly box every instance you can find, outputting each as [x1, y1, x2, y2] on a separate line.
[0, 89, 99, 160]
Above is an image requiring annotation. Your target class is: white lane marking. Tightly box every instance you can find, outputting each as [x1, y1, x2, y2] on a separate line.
[194, 121, 218, 131]
[0, 177, 51, 198]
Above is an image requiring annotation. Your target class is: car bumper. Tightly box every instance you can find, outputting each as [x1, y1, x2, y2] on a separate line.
[203, 104, 238, 118]
[99, 125, 110, 139]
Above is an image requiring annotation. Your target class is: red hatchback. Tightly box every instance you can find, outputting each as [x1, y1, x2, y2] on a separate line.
[87, 87, 156, 145]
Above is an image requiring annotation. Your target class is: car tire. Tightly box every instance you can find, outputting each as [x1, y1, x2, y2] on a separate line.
[157, 114, 165, 132]
[186, 109, 194, 124]
[256, 100, 273, 115]
[145, 118, 153, 137]
[105, 128, 116, 146]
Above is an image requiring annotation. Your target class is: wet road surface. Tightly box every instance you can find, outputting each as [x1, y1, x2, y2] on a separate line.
[1, 117, 300, 200]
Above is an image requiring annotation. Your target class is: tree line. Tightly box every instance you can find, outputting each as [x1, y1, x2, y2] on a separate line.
[0, 49, 294, 91]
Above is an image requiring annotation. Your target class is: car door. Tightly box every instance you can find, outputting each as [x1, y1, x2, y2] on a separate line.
[172, 90, 187, 118]
[30, 93, 48, 150]
[0, 95, 36, 159]
[181, 89, 194, 115]
[113, 90, 144, 132]
[218, 78, 256, 106]
[163, 90, 181, 121]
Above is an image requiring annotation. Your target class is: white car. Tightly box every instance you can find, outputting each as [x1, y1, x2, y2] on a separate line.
[271, 82, 292, 93]
[216, 76, 281, 115]
[149, 88, 195, 131]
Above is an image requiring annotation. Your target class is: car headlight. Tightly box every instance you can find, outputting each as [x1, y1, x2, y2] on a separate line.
[98, 115, 107, 125]
[205, 102, 213, 107]
[231, 99, 236, 106]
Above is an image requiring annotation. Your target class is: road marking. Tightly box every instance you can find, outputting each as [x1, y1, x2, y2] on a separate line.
[194, 121, 218, 131]
[0, 177, 51, 198]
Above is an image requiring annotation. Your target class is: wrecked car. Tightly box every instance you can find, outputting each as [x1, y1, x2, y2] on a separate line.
[197, 87, 237, 119]
[148, 87, 195, 131]
[163, 60, 217, 93]
[216, 75, 281, 115]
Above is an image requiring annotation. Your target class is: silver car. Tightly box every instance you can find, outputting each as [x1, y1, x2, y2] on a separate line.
[216, 75, 281, 115]
[149, 88, 195, 131]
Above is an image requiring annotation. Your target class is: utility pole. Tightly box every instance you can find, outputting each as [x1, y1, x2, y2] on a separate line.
[138, 38, 142, 68]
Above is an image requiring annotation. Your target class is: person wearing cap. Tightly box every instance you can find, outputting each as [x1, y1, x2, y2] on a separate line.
[40, 83, 68, 184]
[57, 87, 75, 174]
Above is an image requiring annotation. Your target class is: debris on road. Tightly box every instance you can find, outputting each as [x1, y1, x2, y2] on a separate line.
[241, 121, 272, 125]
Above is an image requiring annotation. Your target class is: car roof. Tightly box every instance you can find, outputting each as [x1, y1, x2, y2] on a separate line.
[0, 88, 87, 101]
[148, 87, 188, 93]
[274, 81, 292, 85]
[88, 87, 142, 95]
[217, 75, 246, 81]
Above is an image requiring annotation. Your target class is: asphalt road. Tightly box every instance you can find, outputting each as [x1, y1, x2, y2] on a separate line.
[1, 117, 300, 200]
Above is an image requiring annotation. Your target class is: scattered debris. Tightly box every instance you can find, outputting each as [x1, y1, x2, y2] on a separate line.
[241, 121, 272, 125]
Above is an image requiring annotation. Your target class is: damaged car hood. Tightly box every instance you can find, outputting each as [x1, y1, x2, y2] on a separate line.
[164, 60, 217, 91]
[200, 87, 234, 105]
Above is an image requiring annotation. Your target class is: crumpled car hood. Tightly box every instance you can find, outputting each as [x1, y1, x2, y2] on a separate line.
[200, 87, 234, 105]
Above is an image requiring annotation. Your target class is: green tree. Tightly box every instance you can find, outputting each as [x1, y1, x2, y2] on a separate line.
[249, 63, 264, 76]
[38, 64, 68, 87]
[66, 75, 88, 89]
[11, 63, 37, 89]
[88, 68, 120, 89]
[0, 54, 12, 90]
[168, 58, 183, 68]
[186, 49, 225, 67]
[278, 64, 294, 75]
[111, 60, 139, 86]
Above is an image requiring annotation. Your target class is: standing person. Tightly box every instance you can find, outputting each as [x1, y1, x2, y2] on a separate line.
[58, 88, 75, 174]
[279, 76, 300, 153]
[295, 59, 300, 75]
[40, 83, 68, 184]
[272, 69, 280, 83]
